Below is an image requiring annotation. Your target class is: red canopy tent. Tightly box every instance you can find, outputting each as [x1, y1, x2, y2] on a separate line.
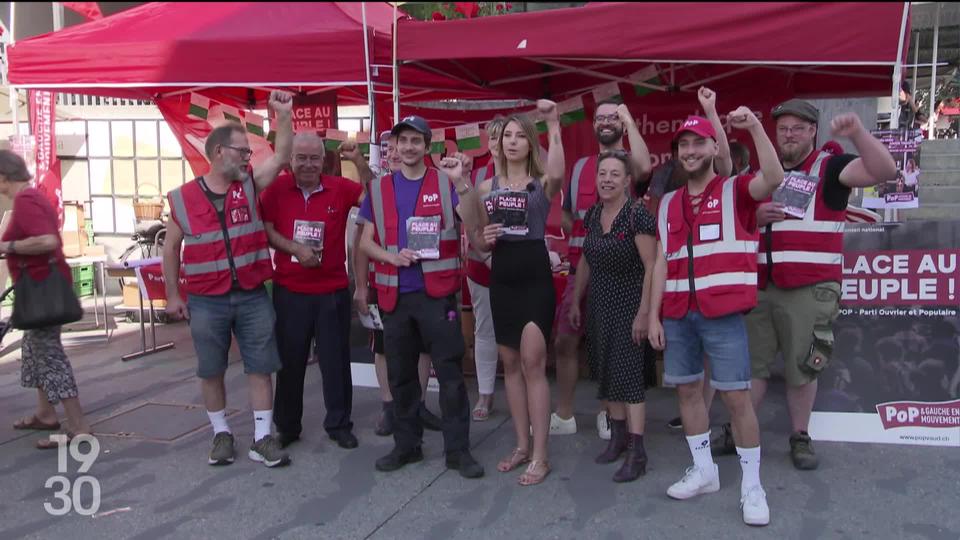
[7, 2, 502, 107]
[6, 2, 512, 175]
[395, 1, 911, 246]
[397, 2, 911, 104]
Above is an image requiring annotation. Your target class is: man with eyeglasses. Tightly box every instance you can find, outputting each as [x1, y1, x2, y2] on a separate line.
[554, 98, 652, 439]
[164, 90, 295, 468]
[710, 99, 898, 470]
[259, 132, 374, 451]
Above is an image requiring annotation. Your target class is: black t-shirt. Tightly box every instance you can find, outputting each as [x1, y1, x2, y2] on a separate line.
[784, 153, 857, 212]
[198, 176, 240, 288]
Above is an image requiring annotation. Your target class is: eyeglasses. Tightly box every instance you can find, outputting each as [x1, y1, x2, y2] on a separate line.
[222, 145, 253, 157]
[598, 149, 629, 159]
[594, 114, 620, 124]
[776, 125, 812, 137]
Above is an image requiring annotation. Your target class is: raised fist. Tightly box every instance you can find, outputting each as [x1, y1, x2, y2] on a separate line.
[269, 90, 293, 115]
[830, 113, 865, 138]
[339, 140, 362, 162]
[537, 99, 559, 122]
[698, 87, 717, 113]
[727, 106, 760, 130]
[438, 156, 463, 180]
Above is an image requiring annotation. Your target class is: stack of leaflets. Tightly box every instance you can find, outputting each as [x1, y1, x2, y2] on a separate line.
[406, 215, 442, 259]
[292, 220, 324, 263]
[487, 189, 530, 236]
[772, 172, 819, 218]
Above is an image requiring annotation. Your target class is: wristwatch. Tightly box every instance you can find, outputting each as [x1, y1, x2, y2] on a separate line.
[7, 241, 14, 254]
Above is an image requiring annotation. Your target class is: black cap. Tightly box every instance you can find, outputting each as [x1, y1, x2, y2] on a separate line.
[391, 115, 431, 141]
[771, 99, 819, 124]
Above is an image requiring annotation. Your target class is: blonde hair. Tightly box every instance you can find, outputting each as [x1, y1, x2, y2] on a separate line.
[496, 114, 545, 179]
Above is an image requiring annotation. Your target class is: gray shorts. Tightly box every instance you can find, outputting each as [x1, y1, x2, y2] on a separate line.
[187, 287, 282, 379]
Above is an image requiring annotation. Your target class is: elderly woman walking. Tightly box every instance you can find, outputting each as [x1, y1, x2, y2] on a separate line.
[0, 150, 91, 449]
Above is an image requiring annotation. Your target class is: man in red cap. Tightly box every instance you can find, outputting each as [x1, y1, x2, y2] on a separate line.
[648, 107, 783, 526]
[710, 99, 897, 470]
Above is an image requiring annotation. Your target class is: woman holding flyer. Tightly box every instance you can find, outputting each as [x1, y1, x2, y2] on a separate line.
[567, 150, 657, 482]
[473, 100, 565, 486]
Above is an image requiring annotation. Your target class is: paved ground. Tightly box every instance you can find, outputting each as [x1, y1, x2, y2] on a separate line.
[0, 305, 958, 540]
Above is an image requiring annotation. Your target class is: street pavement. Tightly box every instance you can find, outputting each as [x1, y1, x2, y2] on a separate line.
[0, 308, 958, 540]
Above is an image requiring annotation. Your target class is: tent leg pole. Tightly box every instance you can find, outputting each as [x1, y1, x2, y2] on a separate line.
[393, 2, 400, 125]
[361, 2, 376, 140]
[929, 2, 941, 140]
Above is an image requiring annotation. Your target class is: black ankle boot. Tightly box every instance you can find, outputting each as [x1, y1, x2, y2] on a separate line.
[613, 433, 648, 482]
[595, 419, 627, 464]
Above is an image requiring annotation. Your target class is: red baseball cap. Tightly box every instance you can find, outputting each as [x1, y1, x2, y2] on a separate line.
[673, 116, 716, 141]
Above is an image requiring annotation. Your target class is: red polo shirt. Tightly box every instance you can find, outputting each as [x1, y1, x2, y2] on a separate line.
[261, 173, 363, 294]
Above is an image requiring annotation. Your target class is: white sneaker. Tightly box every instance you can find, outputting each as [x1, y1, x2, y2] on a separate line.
[597, 410, 611, 440]
[537, 412, 576, 435]
[666, 464, 720, 500]
[741, 485, 770, 526]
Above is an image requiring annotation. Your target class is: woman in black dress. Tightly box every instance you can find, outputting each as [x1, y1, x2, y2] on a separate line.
[472, 100, 565, 486]
[568, 150, 656, 482]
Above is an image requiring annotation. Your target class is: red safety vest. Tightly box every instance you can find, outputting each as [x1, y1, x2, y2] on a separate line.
[759, 151, 845, 289]
[471, 163, 494, 187]
[568, 155, 598, 269]
[658, 176, 759, 319]
[464, 170, 497, 287]
[369, 169, 461, 312]
[168, 176, 273, 296]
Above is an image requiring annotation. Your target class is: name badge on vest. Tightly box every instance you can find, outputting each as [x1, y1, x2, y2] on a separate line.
[699, 223, 721, 242]
[230, 206, 251, 225]
[772, 172, 819, 219]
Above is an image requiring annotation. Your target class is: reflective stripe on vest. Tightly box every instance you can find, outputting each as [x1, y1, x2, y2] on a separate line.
[666, 271, 758, 293]
[658, 176, 758, 318]
[569, 156, 591, 212]
[183, 249, 272, 276]
[761, 151, 845, 288]
[168, 175, 272, 295]
[369, 170, 461, 310]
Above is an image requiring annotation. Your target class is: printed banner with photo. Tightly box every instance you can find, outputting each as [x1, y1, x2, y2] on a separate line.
[810, 220, 960, 447]
[861, 128, 922, 209]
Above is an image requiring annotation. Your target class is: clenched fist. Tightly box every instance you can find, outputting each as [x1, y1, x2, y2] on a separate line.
[727, 106, 761, 130]
[830, 113, 865, 138]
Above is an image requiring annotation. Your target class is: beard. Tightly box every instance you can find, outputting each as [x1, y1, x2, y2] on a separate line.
[683, 157, 713, 180]
[779, 142, 813, 166]
[595, 125, 624, 146]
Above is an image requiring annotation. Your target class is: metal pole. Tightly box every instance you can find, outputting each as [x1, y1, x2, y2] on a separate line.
[52, 2, 64, 31]
[8, 2, 18, 136]
[911, 30, 919, 100]
[393, 2, 399, 125]
[928, 2, 941, 140]
[361, 2, 376, 140]
[889, 1, 910, 130]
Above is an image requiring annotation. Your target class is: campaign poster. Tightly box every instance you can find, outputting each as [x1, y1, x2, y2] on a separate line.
[861, 129, 922, 209]
[810, 220, 960, 447]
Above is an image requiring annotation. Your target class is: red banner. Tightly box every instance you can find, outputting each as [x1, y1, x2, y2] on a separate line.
[841, 249, 959, 306]
[27, 90, 64, 230]
[135, 263, 186, 301]
[876, 400, 960, 429]
[291, 92, 338, 133]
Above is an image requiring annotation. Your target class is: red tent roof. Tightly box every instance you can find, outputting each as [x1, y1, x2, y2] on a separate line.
[6, 1, 507, 109]
[9, 2, 394, 89]
[397, 2, 910, 100]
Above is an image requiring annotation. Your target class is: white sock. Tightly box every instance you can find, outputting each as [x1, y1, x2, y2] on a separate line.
[686, 431, 715, 473]
[737, 446, 762, 496]
[207, 409, 231, 435]
[253, 410, 273, 442]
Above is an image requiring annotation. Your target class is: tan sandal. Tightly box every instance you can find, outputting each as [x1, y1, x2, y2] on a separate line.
[497, 447, 530, 473]
[518, 459, 551, 486]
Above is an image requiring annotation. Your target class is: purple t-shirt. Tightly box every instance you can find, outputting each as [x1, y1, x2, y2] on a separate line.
[359, 170, 459, 293]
